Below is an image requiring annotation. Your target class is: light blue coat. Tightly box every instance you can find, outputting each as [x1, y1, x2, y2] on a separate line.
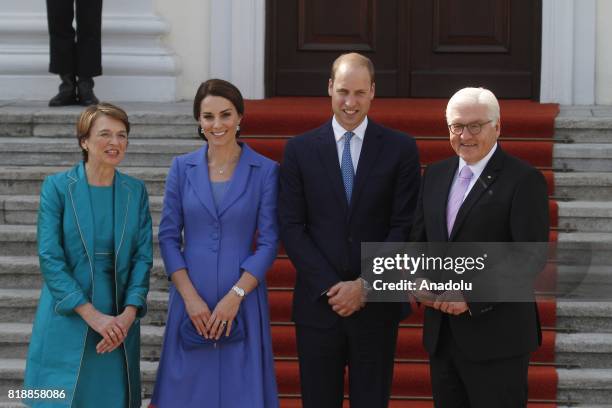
[24, 162, 153, 408]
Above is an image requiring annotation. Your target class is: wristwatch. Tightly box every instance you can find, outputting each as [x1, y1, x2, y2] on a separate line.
[359, 277, 373, 292]
[232, 285, 245, 298]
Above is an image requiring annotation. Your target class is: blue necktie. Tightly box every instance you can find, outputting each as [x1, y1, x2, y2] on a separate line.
[341, 131, 354, 202]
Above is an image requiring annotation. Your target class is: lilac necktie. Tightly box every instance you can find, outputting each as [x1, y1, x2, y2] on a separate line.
[446, 166, 474, 237]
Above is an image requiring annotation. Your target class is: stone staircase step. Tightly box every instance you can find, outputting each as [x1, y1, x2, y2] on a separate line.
[0, 166, 168, 196]
[554, 173, 612, 201]
[0, 224, 162, 257]
[0, 138, 202, 168]
[555, 265, 612, 299]
[0, 256, 169, 291]
[557, 301, 612, 333]
[6, 322, 611, 369]
[2, 357, 609, 405]
[556, 333, 612, 368]
[554, 144, 612, 172]
[0, 102, 197, 139]
[558, 201, 612, 232]
[0, 289, 169, 326]
[555, 111, 612, 143]
[0, 195, 163, 226]
[557, 368, 612, 404]
[557, 232, 612, 265]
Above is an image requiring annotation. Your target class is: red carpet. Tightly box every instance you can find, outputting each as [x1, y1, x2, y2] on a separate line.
[279, 401, 557, 408]
[242, 98, 559, 139]
[153, 99, 560, 406]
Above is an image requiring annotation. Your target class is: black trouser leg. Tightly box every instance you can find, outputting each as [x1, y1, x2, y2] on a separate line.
[430, 319, 530, 408]
[75, 0, 103, 77]
[295, 324, 346, 408]
[46, 0, 76, 74]
[347, 321, 398, 408]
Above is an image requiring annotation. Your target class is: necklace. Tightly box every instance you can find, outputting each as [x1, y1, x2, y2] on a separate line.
[208, 150, 240, 175]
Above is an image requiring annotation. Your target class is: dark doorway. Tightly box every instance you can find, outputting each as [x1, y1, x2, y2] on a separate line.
[265, 0, 541, 99]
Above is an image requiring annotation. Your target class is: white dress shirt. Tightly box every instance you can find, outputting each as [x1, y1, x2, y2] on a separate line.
[332, 115, 367, 172]
[452, 143, 498, 202]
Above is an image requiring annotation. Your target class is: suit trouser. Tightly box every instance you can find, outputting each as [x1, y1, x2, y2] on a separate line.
[429, 317, 530, 408]
[296, 319, 398, 408]
[46, 0, 103, 77]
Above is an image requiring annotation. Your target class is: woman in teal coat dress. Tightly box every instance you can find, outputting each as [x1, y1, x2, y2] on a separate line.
[23, 103, 153, 408]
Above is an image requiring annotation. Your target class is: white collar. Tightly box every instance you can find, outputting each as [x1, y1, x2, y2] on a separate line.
[332, 115, 368, 143]
[458, 142, 498, 176]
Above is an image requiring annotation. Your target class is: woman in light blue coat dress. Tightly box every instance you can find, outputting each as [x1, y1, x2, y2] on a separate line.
[150, 79, 279, 408]
[23, 103, 152, 408]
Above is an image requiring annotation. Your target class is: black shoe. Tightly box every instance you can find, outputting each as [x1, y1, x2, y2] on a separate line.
[77, 77, 100, 106]
[48, 74, 78, 107]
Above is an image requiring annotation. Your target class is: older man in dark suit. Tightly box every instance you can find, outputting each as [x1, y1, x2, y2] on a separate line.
[411, 87, 549, 407]
[278, 53, 421, 408]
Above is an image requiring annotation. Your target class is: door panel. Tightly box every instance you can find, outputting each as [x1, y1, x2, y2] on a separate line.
[266, 0, 541, 98]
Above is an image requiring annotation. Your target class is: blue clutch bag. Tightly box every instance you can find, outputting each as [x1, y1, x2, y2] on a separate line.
[180, 312, 246, 348]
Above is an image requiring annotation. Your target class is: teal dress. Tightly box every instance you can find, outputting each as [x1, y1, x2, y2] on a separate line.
[73, 185, 128, 407]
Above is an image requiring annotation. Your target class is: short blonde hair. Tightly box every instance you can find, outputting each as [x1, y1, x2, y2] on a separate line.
[76, 103, 130, 162]
[446, 87, 500, 125]
[330, 52, 375, 84]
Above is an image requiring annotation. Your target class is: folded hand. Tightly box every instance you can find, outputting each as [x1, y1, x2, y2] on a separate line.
[327, 280, 366, 317]
[433, 290, 469, 315]
[96, 307, 137, 353]
[207, 292, 241, 340]
[185, 295, 212, 338]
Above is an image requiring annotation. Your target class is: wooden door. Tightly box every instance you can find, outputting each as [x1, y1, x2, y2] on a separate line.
[266, 0, 541, 99]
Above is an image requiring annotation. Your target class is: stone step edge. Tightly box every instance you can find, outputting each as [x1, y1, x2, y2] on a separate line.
[3, 224, 612, 240]
[2, 322, 611, 353]
[0, 358, 611, 390]
[6, 195, 612, 218]
[554, 144, 612, 159]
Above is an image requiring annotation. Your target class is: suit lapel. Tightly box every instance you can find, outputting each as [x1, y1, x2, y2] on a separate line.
[316, 122, 349, 212]
[218, 143, 258, 217]
[114, 172, 131, 260]
[348, 122, 383, 219]
[67, 163, 95, 260]
[185, 145, 218, 220]
[449, 148, 504, 240]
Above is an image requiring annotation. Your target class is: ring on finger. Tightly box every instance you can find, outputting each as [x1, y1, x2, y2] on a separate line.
[221, 321, 227, 326]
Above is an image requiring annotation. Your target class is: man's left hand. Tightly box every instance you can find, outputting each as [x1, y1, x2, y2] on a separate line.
[433, 290, 469, 316]
[327, 280, 366, 317]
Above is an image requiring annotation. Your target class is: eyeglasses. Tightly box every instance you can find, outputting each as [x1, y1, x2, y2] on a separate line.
[448, 120, 492, 136]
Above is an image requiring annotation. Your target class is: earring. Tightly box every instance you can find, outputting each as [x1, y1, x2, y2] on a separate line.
[200, 127, 205, 135]
[236, 125, 241, 132]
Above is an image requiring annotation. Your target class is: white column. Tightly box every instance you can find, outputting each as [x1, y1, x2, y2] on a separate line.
[540, 0, 596, 105]
[0, 0, 178, 102]
[209, 0, 265, 99]
[596, 0, 612, 105]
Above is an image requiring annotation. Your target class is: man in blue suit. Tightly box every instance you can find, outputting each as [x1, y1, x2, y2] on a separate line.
[278, 53, 421, 408]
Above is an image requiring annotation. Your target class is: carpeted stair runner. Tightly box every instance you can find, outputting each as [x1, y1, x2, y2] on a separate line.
[242, 98, 558, 139]
[232, 98, 560, 406]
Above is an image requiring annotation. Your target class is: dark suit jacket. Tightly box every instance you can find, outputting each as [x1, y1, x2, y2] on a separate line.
[279, 119, 421, 328]
[410, 146, 549, 361]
